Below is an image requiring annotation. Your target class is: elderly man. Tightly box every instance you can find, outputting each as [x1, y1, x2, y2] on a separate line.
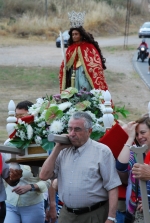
[40, 111, 121, 223]
[0, 153, 22, 223]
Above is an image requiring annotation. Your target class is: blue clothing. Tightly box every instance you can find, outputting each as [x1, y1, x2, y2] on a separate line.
[116, 210, 125, 223]
[4, 202, 45, 223]
[116, 151, 150, 215]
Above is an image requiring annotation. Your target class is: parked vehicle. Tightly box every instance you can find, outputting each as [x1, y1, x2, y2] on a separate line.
[137, 45, 149, 62]
[138, 22, 150, 38]
[56, 30, 69, 48]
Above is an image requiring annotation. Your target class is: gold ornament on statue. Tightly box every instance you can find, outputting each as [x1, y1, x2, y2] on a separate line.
[71, 70, 76, 87]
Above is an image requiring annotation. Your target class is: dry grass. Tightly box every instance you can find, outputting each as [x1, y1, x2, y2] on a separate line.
[0, 0, 147, 39]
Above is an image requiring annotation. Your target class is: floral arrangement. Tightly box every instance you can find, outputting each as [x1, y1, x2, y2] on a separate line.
[9, 87, 129, 151]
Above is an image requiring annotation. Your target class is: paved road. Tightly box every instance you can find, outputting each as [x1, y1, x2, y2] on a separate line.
[133, 38, 150, 88]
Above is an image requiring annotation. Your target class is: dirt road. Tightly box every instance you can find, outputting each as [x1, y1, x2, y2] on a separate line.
[0, 35, 140, 67]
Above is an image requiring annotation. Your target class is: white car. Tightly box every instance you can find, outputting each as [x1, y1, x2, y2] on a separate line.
[56, 30, 70, 48]
[138, 22, 150, 38]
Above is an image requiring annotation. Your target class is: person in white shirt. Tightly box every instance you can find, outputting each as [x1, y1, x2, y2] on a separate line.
[4, 164, 50, 223]
[4, 101, 51, 223]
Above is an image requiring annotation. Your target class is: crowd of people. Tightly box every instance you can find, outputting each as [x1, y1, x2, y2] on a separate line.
[1, 10, 150, 223]
[1, 109, 150, 223]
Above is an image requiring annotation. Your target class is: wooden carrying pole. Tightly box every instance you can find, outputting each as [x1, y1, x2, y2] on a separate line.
[0, 144, 25, 155]
[130, 145, 150, 223]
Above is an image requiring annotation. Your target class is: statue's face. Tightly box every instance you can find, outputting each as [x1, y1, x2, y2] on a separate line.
[72, 30, 82, 43]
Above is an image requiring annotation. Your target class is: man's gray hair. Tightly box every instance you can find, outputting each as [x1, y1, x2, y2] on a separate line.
[69, 111, 93, 129]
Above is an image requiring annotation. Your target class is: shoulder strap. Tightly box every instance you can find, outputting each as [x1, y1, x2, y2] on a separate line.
[0, 153, 2, 175]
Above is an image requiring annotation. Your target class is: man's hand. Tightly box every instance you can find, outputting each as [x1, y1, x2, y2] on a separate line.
[12, 185, 31, 194]
[55, 141, 71, 152]
[137, 201, 143, 213]
[132, 163, 150, 180]
[45, 204, 57, 223]
[122, 121, 137, 138]
[9, 168, 22, 181]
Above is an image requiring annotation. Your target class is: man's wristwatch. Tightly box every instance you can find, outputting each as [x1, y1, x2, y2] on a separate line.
[30, 184, 36, 191]
[107, 217, 117, 222]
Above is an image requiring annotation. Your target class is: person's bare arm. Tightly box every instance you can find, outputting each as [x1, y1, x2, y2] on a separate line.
[52, 179, 58, 191]
[117, 122, 137, 184]
[40, 143, 71, 180]
[12, 184, 40, 194]
[118, 121, 137, 163]
[46, 184, 57, 223]
[105, 187, 118, 223]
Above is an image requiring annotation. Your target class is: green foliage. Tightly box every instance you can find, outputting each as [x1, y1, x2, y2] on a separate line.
[90, 131, 105, 141]
[45, 106, 63, 124]
[10, 136, 55, 151]
[10, 138, 32, 150]
[75, 101, 91, 111]
[41, 139, 54, 151]
[61, 87, 78, 99]
[49, 3, 57, 13]
[113, 106, 130, 120]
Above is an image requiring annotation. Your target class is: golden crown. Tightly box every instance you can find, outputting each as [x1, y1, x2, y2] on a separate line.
[68, 11, 85, 28]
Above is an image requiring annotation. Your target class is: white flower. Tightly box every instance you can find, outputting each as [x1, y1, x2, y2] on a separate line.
[36, 98, 44, 106]
[50, 103, 57, 107]
[101, 90, 105, 96]
[27, 125, 33, 140]
[42, 130, 47, 135]
[66, 107, 76, 115]
[85, 111, 96, 120]
[17, 118, 23, 124]
[92, 123, 105, 132]
[20, 131, 26, 141]
[40, 110, 46, 119]
[58, 102, 72, 111]
[96, 117, 103, 123]
[50, 120, 64, 133]
[34, 116, 40, 122]
[99, 104, 105, 113]
[37, 121, 45, 128]
[28, 106, 41, 116]
[90, 89, 101, 95]
[12, 88, 112, 147]
[35, 136, 42, 144]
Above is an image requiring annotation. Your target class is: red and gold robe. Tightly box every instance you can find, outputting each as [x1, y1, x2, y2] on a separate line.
[59, 41, 108, 92]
